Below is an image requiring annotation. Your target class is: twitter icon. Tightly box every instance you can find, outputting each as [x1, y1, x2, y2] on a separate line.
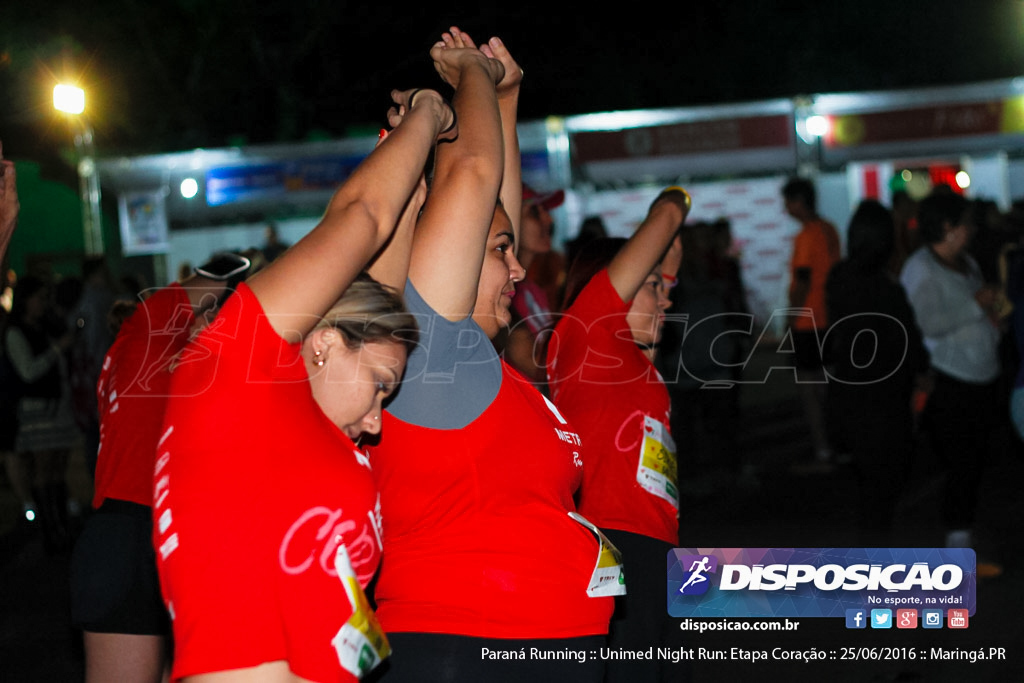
[870, 609, 893, 629]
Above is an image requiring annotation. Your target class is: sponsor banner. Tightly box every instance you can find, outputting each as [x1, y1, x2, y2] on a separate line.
[823, 97, 1024, 149]
[571, 114, 794, 163]
[205, 155, 365, 206]
[668, 548, 976, 618]
[118, 190, 169, 256]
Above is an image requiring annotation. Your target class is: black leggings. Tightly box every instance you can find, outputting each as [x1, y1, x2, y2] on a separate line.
[69, 499, 170, 635]
[604, 529, 690, 683]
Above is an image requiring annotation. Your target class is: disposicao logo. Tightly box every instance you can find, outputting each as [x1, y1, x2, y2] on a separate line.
[667, 548, 977, 619]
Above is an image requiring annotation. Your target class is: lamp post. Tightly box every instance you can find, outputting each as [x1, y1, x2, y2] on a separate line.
[53, 83, 104, 255]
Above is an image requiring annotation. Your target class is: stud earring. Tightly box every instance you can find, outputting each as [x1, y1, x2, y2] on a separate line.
[314, 349, 325, 366]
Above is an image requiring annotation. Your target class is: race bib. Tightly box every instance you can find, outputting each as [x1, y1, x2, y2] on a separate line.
[331, 545, 390, 678]
[636, 416, 678, 510]
[569, 512, 627, 597]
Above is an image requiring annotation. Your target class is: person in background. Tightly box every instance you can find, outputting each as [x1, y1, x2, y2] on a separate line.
[502, 183, 564, 391]
[900, 188, 1007, 576]
[1003, 233, 1024, 449]
[522, 185, 568, 311]
[826, 199, 929, 545]
[0, 148, 28, 522]
[658, 218, 750, 490]
[565, 215, 609, 276]
[153, 81, 447, 681]
[70, 252, 253, 683]
[67, 255, 118, 479]
[4, 274, 78, 552]
[889, 189, 919, 277]
[781, 176, 841, 469]
[547, 186, 690, 683]
[367, 28, 614, 683]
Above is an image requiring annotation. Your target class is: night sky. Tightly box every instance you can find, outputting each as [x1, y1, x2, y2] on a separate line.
[1, 2, 1023, 164]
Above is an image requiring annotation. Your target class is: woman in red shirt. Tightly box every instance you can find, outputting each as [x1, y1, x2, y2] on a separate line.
[547, 187, 690, 683]
[152, 86, 455, 682]
[368, 28, 616, 683]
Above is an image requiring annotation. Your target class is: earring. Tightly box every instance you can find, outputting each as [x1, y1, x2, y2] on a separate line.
[314, 349, 325, 366]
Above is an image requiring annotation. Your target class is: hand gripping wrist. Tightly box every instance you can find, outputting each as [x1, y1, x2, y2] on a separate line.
[408, 89, 457, 135]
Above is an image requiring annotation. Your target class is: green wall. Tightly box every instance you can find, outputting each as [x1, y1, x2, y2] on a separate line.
[5, 160, 118, 279]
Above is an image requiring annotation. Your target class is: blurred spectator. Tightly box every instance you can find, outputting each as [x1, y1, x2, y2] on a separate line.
[968, 198, 1015, 286]
[118, 272, 148, 302]
[782, 176, 842, 468]
[564, 215, 609, 278]
[4, 275, 79, 552]
[1, 271, 32, 523]
[502, 184, 564, 391]
[826, 199, 929, 545]
[659, 220, 750, 487]
[900, 189, 1007, 570]
[889, 189, 919, 276]
[67, 256, 118, 479]
[1003, 238, 1024, 444]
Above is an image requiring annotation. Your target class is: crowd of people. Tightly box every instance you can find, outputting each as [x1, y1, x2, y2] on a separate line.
[2, 27, 687, 683]
[781, 178, 1020, 568]
[2, 28, 1023, 683]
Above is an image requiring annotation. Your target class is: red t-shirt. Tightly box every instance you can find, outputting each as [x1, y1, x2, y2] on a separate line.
[547, 270, 679, 545]
[789, 218, 841, 332]
[369, 361, 614, 639]
[153, 284, 383, 682]
[93, 284, 193, 509]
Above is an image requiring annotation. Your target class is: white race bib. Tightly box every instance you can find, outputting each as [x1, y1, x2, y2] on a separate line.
[635, 416, 678, 510]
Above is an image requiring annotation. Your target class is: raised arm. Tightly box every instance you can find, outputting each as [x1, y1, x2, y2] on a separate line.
[607, 187, 691, 302]
[408, 26, 507, 319]
[366, 169, 428, 292]
[366, 92, 452, 291]
[247, 88, 446, 339]
[481, 37, 524, 243]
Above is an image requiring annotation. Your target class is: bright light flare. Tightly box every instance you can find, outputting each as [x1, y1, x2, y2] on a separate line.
[53, 84, 85, 115]
[180, 178, 199, 199]
[955, 171, 971, 189]
[805, 115, 830, 138]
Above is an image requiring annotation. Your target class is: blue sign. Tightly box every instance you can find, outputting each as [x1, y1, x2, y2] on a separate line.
[206, 155, 366, 206]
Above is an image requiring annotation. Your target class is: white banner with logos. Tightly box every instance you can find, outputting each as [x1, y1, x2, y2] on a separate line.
[118, 190, 169, 255]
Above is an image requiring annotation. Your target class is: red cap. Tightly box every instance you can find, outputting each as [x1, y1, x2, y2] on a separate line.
[522, 184, 565, 210]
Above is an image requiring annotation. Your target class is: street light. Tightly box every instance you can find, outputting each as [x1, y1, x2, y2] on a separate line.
[53, 83, 104, 255]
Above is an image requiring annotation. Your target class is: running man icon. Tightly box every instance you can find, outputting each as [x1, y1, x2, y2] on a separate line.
[679, 556, 711, 594]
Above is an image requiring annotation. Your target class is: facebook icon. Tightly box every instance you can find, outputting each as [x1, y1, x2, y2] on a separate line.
[846, 609, 867, 629]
